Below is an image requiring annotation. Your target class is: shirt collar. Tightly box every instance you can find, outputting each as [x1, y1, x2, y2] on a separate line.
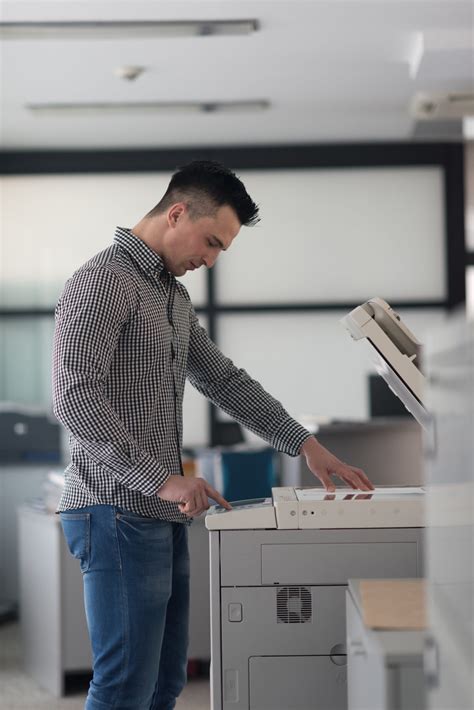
[114, 227, 167, 279]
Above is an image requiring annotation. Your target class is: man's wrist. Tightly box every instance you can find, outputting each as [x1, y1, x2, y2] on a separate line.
[155, 473, 172, 495]
[300, 435, 319, 457]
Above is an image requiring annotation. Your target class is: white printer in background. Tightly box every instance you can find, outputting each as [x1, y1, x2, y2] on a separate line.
[206, 299, 428, 710]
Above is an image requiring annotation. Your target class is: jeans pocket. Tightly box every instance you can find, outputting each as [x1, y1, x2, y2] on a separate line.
[60, 512, 91, 573]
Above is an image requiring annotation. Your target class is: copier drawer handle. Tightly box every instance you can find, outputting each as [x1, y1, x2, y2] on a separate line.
[424, 635, 439, 689]
[348, 638, 367, 657]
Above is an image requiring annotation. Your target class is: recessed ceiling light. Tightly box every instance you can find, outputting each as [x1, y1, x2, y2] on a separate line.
[0, 19, 259, 40]
[114, 66, 146, 81]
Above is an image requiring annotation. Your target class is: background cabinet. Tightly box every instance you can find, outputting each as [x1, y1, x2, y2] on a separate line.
[346, 580, 425, 710]
[0, 465, 50, 613]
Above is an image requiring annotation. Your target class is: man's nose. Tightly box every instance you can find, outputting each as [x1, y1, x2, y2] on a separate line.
[203, 252, 219, 268]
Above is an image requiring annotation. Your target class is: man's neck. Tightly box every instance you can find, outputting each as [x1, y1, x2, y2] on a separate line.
[131, 216, 166, 256]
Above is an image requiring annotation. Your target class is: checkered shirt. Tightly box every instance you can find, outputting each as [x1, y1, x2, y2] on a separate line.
[52, 227, 311, 523]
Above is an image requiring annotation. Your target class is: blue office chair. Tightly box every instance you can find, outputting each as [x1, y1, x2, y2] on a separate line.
[220, 447, 278, 502]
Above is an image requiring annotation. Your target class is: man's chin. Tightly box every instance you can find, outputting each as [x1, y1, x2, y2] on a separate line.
[168, 265, 186, 277]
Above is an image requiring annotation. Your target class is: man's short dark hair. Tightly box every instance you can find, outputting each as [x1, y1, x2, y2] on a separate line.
[147, 160, 260, 227]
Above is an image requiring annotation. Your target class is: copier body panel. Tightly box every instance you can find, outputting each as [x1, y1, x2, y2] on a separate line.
[209, 526, 424, 710]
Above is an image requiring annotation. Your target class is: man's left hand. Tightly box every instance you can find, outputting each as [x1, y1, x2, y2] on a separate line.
[300, 436, 374, 492]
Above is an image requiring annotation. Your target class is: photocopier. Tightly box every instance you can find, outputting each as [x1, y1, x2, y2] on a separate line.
[205, 298, 428, 710]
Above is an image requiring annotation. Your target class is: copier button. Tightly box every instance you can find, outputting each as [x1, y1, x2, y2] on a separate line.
[228, 603, 243, 622]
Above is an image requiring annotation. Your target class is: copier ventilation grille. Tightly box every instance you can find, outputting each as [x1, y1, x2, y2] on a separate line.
[276, 586, 312, 624]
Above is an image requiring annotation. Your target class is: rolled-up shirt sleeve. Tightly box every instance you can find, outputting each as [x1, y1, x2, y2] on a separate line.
[52, 266, 170, 495]
[186, 308, 312, 456]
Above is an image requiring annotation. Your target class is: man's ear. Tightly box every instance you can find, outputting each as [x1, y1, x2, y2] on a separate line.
[167, 202, 186, 228]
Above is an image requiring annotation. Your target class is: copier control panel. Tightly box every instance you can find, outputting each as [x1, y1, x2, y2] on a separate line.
[205, 486, 425, 530]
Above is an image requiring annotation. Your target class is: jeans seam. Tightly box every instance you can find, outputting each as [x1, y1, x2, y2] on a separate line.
[83, 514, 91, 572]
[113, 510, 129, 709]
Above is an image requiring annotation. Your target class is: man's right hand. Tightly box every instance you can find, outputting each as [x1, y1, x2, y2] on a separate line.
[156, 474, 232, 517]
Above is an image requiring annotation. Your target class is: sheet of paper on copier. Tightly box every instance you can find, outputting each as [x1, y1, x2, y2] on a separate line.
[340, 297, 430, 430]
[295, 487, 424, 500]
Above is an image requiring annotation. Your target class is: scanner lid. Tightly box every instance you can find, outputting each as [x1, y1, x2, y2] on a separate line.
[341, 297, 431, 430]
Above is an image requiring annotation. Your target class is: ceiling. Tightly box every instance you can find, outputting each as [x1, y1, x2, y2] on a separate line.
[0, 0, 473, 150]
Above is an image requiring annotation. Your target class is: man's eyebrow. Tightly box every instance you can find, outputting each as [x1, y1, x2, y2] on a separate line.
[210, 235, 227, 251]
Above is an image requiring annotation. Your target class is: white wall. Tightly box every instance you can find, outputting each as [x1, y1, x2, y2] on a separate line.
[0, 173, 207, 308]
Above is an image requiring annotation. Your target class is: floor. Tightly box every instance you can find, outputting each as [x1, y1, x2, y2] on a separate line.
[0, 621, 211, 710]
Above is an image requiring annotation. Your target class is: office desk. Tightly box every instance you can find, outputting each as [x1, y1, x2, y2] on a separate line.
[346, 579, 425, 710]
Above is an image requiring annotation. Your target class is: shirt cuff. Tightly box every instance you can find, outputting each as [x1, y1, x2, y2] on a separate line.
[119, 451, 170, 496]
[270, 418, 313, 457]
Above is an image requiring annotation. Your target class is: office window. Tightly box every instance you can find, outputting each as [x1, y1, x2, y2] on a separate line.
[217, 309, 447, 423]
[0, 174, 207, 309]
[0, 313, 209, 446]
[216, 167, 446, 304]
[0, 317, 55, 405]
[1, 145, 463, 447]
[183, 316, 209, 446]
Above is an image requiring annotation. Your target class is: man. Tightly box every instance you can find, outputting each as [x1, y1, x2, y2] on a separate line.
[52, 160, 373, 710]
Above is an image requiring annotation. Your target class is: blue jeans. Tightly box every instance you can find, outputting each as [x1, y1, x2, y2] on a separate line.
[60, 505, 190, 710]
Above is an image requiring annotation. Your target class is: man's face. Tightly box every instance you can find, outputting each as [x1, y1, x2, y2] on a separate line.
[162, 203, 241, 277]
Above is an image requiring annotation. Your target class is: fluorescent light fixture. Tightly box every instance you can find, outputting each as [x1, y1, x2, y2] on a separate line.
[0, 19, 259, 40]
[407, 29, 473, 82]
[27, 100, 270, 116]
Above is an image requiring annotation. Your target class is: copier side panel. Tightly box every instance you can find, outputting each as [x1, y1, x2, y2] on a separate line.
[209, 531, 222, 710]
[249, 656, 347, 710]
[221, 584, 347, 656]
[216, 528, 423, 710]
[221, 585, 347, 708]
[220, 528, 424, 587]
